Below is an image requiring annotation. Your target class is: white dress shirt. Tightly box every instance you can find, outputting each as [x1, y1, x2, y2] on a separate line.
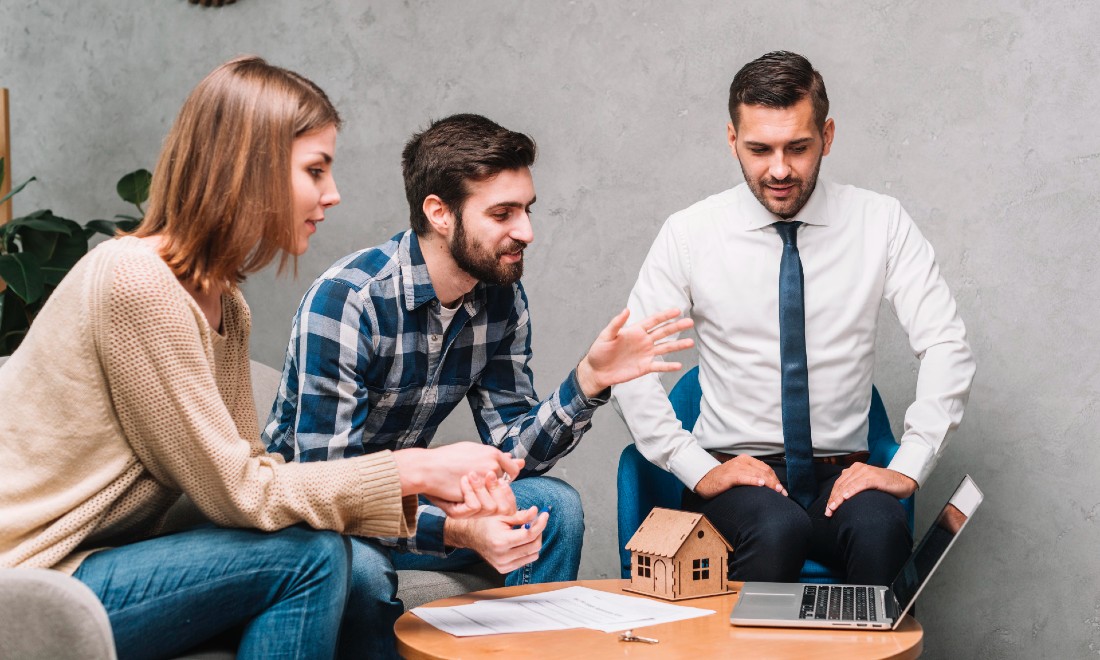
[612, 180, 975, 491]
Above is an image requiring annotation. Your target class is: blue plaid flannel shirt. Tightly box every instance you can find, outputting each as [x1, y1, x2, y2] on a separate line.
[263, 230, 605, 555]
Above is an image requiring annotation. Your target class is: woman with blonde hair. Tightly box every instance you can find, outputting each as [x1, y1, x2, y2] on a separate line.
[0, 56, 519, 659]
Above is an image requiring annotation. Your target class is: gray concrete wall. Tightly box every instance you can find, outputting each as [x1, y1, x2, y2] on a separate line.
[2, 1, 1097, 657]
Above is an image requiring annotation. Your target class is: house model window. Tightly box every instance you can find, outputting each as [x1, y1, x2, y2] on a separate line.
[692, 558, 710, 581]
[624, 507, 733, 601]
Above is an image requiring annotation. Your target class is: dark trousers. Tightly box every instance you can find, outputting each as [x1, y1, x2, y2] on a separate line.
[682, 459, 911, 585]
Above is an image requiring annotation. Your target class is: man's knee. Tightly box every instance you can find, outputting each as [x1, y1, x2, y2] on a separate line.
[839, 491, 908, 528]
[703, 487, 812, 551]
[714, 495, 812, 581]
[833, 491, 911, 584]
[516, 476, 585, 540]
[836, 491, 911, 547]
[748, 509, 813, 551]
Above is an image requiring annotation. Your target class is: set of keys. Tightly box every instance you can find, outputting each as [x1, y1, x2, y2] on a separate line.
[618, 629, 659, 644]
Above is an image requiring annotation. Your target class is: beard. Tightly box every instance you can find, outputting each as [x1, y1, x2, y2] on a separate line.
[450, 210, 526, 285]
[741, 150, 824, 219]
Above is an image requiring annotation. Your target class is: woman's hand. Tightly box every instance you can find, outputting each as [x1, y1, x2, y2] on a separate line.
[392, 443, 524, 517]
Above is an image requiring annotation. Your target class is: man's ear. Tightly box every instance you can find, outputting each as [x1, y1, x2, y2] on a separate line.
[726, 122, 740, 161]
[422, 195, 454, 238]
[821, 118, 835, 157]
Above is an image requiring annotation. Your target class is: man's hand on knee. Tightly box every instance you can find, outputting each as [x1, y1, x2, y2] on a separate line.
[693, 455, 787, 499]
[824, 464, 918, 518]
[444, 506, 549, 573]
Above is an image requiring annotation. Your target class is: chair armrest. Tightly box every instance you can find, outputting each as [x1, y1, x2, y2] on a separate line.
[0, 568, 116, 659]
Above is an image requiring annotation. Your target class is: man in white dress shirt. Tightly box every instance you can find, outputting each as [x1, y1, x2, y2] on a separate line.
[612, 51, 975, 584]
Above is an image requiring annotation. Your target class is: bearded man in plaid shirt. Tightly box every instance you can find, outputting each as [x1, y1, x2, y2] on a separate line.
[264, 113, 692, 659]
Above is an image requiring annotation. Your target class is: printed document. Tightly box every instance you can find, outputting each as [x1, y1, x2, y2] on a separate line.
[411, 586, 714, 637]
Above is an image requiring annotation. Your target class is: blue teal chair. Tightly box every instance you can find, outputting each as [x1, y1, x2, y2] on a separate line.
[617, 366, 915, 583]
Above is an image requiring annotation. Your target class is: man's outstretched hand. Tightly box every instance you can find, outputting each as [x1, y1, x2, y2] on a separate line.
[576, 308, 694, 398]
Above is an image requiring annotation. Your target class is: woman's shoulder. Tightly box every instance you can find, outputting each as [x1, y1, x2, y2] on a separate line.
[81, 237, 195, 326]
[90, 235, 168, 269]
[89, 236, 184, 295]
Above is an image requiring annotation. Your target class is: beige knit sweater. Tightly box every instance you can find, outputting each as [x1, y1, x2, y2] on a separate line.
[0, 237, 414, 573]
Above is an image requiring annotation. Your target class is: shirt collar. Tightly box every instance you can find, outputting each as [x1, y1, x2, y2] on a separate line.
[400, 230, 439, 312]
[739, 179, 831, 231]
[399, 230, 488, 313]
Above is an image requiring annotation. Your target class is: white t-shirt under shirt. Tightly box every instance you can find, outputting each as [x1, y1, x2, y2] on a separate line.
[439, 300, 460, 336]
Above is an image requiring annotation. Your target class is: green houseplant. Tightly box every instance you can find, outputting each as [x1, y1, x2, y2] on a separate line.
[0, 158, 151, 355]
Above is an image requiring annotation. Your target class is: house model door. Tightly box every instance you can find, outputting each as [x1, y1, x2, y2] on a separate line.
[654, 559, 668, 593]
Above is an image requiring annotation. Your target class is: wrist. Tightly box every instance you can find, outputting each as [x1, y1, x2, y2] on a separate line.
[392, 448, 427, 496]
[443, 516, 470, 548]
[576, 356, 605, 399]
[896, 472, 919, 497]
[693, 465, 724, 499]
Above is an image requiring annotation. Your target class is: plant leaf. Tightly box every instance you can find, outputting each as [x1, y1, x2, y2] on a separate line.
[114, 218, 141, 232]
[0, 253, 45, 304]
[0, 176, 37, 206]
[85, 219, 123, 237]
[117, 169, 153, 206]
[17, 227, 61, 263]
[43, 229, 88, 275]
[7, 212, 74, 236]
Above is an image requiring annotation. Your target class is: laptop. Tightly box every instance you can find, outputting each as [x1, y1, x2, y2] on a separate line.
[730, 474, 983, 630]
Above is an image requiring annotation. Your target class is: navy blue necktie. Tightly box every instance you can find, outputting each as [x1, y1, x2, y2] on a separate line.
[774, 221, 816, 509]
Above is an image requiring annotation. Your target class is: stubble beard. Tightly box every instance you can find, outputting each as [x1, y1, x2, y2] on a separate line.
[742, 150, 824, 219]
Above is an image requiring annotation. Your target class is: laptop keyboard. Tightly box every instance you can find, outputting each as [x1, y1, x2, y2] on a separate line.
[799, 585, 879, 621]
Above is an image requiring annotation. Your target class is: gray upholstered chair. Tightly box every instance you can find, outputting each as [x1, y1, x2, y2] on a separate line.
[0, 357, 501, 659]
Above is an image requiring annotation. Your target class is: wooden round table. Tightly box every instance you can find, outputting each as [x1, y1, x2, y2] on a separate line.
[395, 579, 923, 659]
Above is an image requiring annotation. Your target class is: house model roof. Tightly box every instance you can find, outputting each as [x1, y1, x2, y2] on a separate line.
[625, 508, 732, 558]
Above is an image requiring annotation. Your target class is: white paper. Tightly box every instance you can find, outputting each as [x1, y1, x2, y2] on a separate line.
[411, 586, 714, 637]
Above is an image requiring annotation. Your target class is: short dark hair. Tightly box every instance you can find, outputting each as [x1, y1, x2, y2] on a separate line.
[401, 114, 537, 234]
[728, 51, 829, 131]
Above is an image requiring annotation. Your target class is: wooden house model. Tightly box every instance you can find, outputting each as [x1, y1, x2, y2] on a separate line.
[623, 507, 732, 601]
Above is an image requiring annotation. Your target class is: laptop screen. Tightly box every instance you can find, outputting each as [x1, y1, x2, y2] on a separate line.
[890, 475, 983, 611]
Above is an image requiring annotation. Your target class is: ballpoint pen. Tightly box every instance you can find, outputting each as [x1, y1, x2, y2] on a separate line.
[525, 505, 552, 530]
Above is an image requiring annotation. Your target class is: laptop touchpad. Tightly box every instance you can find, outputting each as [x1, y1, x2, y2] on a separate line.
[742, 593, 800, 617]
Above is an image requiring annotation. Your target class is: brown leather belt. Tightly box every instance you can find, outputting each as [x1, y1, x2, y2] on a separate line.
[710, 450, 870, 467]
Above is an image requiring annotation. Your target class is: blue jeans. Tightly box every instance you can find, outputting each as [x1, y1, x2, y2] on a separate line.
[73, 525, 350, 660]
[339, 475, 584, 659]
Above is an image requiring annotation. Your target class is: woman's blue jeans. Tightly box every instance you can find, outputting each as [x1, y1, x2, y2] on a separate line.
[73, 525, 350, 660]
